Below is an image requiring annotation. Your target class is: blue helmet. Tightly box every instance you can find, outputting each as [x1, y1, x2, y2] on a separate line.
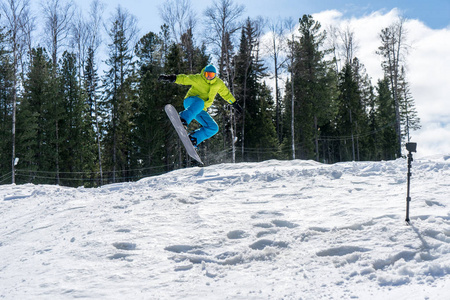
[204, 64, 217, 73]
[204, 64, 217, 80]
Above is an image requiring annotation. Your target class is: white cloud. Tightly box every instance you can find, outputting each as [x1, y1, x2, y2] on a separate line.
[310, 9, 450, 157]
[414, 123, 450, 158]
[312, 8, 400, 83]
[407, 21, 450, 124]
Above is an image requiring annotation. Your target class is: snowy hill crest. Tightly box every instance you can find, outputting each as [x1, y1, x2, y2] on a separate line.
[1, 157, 450, 299]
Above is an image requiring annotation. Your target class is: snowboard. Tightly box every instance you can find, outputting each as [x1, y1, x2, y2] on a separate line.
[165, 104, 203, 165]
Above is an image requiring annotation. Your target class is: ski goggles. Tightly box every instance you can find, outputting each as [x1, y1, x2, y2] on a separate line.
[204, 71, 216, 80]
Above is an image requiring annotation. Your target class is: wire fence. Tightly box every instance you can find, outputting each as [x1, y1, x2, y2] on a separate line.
[0, 172, 12, 184]
[0, 121, 398, 187]
[11, 163, 177, 187]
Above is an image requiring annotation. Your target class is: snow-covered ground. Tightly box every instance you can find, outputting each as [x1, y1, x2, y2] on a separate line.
[1, 156, 450, 299]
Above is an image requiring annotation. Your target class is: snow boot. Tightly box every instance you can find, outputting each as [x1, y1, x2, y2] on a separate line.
[188, 134, 198, 148]
[179, 116, 188, 129]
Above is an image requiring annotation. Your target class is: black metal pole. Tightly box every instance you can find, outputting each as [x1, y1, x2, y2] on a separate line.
[405, 142, 417, 224]
[405, 152, 412, 223]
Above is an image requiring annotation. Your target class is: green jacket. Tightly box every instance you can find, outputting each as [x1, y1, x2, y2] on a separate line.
[175, 67, 236, 110]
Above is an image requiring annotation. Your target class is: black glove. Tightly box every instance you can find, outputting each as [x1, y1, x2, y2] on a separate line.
[232, 101, 243, 114]
[158, 74, 177, 82]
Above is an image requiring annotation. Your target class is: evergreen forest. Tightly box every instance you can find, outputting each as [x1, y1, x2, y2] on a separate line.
[0, 0, 421, 187]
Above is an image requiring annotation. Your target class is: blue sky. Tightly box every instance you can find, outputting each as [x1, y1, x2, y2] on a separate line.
[240, 0, 450, 29]
[77, 0, 449, 34]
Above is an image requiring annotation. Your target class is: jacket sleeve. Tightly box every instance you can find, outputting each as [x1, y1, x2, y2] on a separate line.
[175, 74, 196, 86]
[218, 81, 236, 104]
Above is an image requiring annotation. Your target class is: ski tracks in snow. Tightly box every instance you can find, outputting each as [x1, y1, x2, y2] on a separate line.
[1, 157, 450, 299]
[157, 159, 450, 298]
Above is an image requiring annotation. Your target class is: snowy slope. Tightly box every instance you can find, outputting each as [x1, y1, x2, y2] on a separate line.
[1, 157, 450, 299]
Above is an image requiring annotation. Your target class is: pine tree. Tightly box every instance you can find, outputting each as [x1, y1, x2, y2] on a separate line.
[234, 18, 276, 162]
[47, 61, 64, 185]
[336, 63, 362, 161]
[58, 51, 96, 186]
[163, 42, 191, 167]
[377, 19, 408, 157]
[133, 31, 168, 176]
[398, 67, 420, 143]
[287, 15, 336, 161]
[350, 58, 373, 161]
[234, 18, 257, 160]
[331, 60, 373, 162]
[103, 6, 137, 182]
[17, 47, 57, 183]
[84, 47, 104, 185]
[244, 82, 278, 161]
[375, 77, 397, 160]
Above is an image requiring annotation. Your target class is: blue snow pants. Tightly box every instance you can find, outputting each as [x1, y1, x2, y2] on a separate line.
[179, 96, 219, 145]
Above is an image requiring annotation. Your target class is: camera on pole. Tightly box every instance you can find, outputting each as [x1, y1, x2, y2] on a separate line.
[405, 142, 417, 224]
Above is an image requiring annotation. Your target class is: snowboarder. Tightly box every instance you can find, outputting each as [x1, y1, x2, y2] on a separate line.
[158, 64, 241, 147]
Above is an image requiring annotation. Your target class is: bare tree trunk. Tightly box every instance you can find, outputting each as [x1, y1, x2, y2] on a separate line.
[42, 0, 75, 65]
[267, 19, 286, 143]
[386, 26, 402, 158]
[204, 0, 243, 161]
[95, 100, 103, 185]
[349, 108, 355, 161]
[327, 25, 340, 72]
[229, 106, 236, 163]
[393, 20, 404, 157]
[340, 26, 357, 66]
[87, 0, 104, 53]
[159, 0, 197, 44]
[314, 116, 319, 162]
[55, 107, 60, 185]
[291, 76, 295, 160]
[378, 18, 407, 158]
[241, 61, 248, 161]
[72, 11, 88, 81]
[12, 56, 17, 183]
[88, 0, 105, 185]
[274, 51, 280, 140]
[284, 18, 297, 160]
[1, 0, 31, 184]
[71, 0, 105, 79]
[356, 120, 360, 161]
[42, 0, 74, 184]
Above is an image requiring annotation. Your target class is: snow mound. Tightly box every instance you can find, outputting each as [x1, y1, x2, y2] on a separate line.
[1, 157, 450, 299]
